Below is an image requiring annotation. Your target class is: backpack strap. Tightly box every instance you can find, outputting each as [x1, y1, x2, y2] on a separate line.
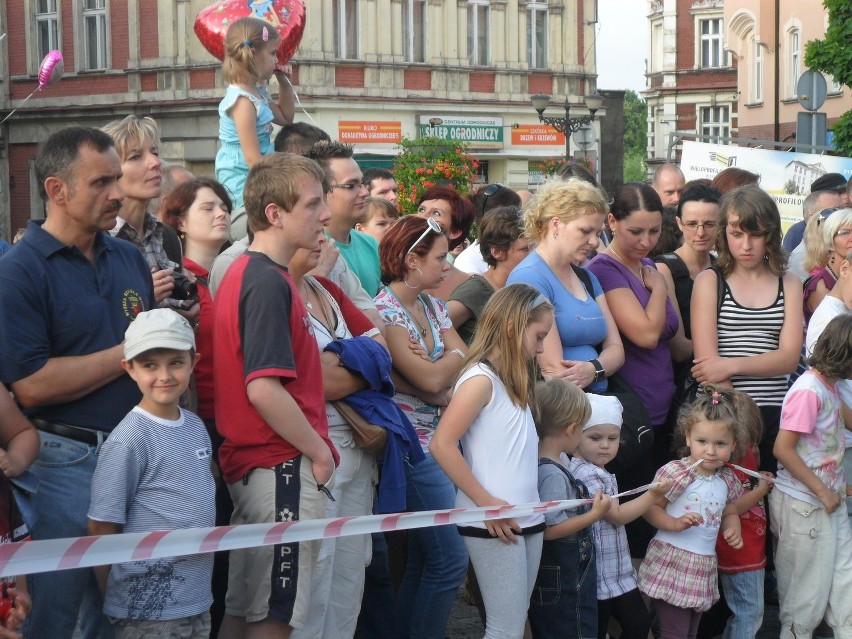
[571, 264, 596, 298]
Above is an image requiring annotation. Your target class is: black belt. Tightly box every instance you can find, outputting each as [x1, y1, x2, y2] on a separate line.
[33, 419, 105, 446]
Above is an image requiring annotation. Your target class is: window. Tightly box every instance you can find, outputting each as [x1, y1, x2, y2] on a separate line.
[699, 18, 723, 68]
[700, 106, 729, 143]
[82, 0, 108, 70]
[788, 29, 800, 96]
[333, 0, 359, 59]
[468, 0, 490, 66]
[651, 21, 663, 72]
[35, 0, 61, 63]
[403, 0, 426, 63]
[527, 1, 548, 69]
[750, 34, 763, 102]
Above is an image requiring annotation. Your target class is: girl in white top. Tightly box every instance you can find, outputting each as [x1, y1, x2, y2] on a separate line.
[430, 284, 553, 639]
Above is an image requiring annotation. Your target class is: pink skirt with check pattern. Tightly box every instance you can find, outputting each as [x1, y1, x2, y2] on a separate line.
[638, 539, 719, 612]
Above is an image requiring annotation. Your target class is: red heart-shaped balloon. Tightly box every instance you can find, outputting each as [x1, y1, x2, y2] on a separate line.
[194, 0, 306, 65]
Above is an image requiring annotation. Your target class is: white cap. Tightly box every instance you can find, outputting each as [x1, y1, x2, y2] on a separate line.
[584, 394, 623, 430]
[124, 309, 195, 360]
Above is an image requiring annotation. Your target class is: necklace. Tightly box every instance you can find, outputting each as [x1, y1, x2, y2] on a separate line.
[826, 261, 839, 281]
[608, 245, 645, 286]
[407, 301, 428, 337]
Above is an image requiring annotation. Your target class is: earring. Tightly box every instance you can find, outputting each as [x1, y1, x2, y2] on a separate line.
[404, 267, 424, 290]
[553, 232, 558, 240]
[179, 232, 185, 241]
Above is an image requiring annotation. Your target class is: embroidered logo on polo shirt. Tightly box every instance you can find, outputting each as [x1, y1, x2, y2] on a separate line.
[196, 446, 212, 460]
[122, 289, 145, 320]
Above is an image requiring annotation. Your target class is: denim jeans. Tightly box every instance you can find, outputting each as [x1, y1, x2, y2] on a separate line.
[24, 431, 113, 639]
[396, 454, 468, 639]
[720, 570, 764, 639]
[528, 531, 598, 639]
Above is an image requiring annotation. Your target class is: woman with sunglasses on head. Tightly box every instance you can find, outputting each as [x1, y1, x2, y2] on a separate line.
[413, 187, 476, 301]
[374, 216, 468, 639]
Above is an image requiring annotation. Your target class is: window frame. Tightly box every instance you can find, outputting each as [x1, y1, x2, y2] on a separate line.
[698, 17, 724, 69]
[402, 0, 427, 63]
[788, 28, 800, 98]
[699, 105, 730, 144]
[527, 0, 548, 70]
[78, 0, 109, 71]
[467, 0, 491, 67]
[34, 0, 62, 72]
[750, 33, 763, 104]
[333, 0, 360, 60]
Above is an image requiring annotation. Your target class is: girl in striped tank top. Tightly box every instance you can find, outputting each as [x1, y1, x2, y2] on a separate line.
[690, 185, 803, 474]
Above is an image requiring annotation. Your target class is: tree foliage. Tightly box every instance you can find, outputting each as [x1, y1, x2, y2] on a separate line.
[623, 90, 648, 181]
[804, 0, 852, 155]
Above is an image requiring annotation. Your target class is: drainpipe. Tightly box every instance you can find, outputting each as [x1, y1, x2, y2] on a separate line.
[774, 0, 780, 142]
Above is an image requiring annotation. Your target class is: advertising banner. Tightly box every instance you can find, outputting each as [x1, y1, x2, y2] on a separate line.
[680, 141, 852, 231]
[338, 121, 402, 144]
[512, 124, 566, 146]
[418, 115, 503, 150]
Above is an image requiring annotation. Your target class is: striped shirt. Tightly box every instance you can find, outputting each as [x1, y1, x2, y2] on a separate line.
[89, 407, 215, 621]
[716, 278, 787, 406]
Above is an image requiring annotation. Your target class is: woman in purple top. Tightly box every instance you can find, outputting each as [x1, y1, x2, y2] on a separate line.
[588, 183, 691, 462]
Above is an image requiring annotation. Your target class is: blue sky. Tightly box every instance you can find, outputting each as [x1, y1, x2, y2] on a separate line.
[596, 0, 649, 93]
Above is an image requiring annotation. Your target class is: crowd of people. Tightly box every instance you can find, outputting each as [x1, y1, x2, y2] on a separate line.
[0, 15, 851, 639]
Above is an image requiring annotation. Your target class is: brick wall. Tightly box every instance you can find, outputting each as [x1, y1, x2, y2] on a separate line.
[677, 103, 696, 131]
[138, 2, 159, 59]
[676, 0, 696, 70]
[529, 74, 553, 95]
[335, 66, 365, 88]
[7, 1, 27, 76]
[404, 69, 431, 90]
[8, 144, 39, 234]
[469, 72, 495, 93]
[141, 73, 158, 92]
[189, 69, 216, 91]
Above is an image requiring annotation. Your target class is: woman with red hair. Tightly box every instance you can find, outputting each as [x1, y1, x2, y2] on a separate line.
[414, 186, 475, 300]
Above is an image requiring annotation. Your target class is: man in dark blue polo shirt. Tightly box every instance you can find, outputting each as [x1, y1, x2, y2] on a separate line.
[0, 127, 155, 638]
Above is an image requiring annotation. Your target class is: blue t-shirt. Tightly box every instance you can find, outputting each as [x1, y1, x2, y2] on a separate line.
[508, 251, 609, 392]
[0, 221, 155, 431]
[335, 230, 382, 297]
[216, 84, 275, 209]
[89, 407, 215, 620]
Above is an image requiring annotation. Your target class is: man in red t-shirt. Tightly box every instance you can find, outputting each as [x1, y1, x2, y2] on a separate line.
[213, 153, 339, 639]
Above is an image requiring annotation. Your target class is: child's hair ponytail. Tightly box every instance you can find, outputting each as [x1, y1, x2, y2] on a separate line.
[222, 17, 279, 85]
[674, 386, 750, 458]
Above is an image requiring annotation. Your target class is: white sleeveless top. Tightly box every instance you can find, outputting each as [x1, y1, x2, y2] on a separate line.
[454, 362, 544, 529]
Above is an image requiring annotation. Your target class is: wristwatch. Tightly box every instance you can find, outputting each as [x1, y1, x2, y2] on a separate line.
[589, 358, 606, 383]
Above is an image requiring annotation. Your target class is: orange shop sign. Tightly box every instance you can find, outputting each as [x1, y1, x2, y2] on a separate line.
[511, 125, 566, 146]
[338, 121, 402, 144]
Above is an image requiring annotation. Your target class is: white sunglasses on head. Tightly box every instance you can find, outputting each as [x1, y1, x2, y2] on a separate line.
[407, 217, 443, 253]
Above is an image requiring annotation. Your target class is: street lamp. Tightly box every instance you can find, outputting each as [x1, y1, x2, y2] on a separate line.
[531, 93, 604, 158]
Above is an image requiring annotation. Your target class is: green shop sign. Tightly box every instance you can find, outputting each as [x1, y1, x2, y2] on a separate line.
[418, 115, 504, 150]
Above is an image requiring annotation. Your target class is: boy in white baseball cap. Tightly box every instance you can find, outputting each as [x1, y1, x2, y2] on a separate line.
[87, 309, 215, 638]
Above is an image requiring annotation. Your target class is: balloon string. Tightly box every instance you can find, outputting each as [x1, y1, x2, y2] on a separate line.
[283, 75, 318, 126]
[0, 87, 40, 126]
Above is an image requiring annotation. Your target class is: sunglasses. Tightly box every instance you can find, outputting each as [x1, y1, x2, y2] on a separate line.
[480, 183, 504, 216]
[407, 217, 443, 253]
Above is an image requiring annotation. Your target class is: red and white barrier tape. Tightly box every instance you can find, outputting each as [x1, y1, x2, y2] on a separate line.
[0, 478, 669, 578]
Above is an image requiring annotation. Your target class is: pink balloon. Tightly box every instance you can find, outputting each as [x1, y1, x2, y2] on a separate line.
[38, 51, 64, 88]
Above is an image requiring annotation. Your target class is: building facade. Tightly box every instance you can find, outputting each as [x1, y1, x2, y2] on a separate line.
[723, 0, 849, 146]
[0, 0, 604, 241]
[642, 0, 738, 169]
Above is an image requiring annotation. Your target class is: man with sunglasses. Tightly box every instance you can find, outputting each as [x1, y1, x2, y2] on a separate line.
[306, 141, 382, 296]
[454, 183, 521, 274]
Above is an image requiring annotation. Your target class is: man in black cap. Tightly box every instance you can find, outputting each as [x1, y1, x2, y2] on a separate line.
[811, 172, 849, 207]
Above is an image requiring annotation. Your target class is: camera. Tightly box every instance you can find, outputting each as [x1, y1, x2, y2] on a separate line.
[171, 271, 198, 301]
